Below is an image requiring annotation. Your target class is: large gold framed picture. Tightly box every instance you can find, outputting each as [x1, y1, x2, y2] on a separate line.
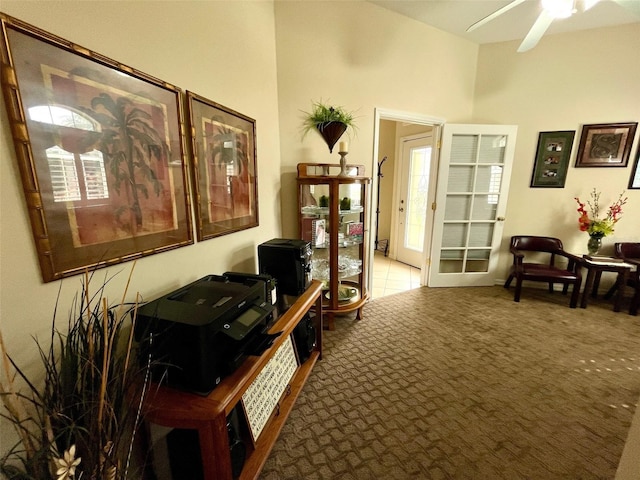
[0, 14, 193, 282]
[186, 91, 258, 241]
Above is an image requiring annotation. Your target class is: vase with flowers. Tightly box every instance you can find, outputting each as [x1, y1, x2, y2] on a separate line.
[574, 188, 627, 255]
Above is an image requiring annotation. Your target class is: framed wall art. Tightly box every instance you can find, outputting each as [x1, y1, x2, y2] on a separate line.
[575, 122, 637, 167]
[0, 14, 193, 282]
[530, 130, 575, 188]
[629, 148, 640, 189]
[186, 91, 258, 240]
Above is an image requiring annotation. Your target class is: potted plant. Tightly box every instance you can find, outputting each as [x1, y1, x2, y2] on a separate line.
[301, 101, 357, 153]
[0, 266, 151, 480]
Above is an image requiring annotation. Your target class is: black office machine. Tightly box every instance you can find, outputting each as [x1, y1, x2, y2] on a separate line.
[258, 238, 312, 296]
[134, 273, 276, 394]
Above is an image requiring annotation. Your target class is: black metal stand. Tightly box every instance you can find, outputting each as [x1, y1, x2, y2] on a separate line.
[375, 156, 388, 256]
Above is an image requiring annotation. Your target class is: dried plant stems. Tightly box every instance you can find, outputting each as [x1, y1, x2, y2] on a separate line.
[1, 265, 149, 479]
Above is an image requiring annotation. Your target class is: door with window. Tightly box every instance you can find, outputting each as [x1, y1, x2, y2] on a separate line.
[428, 124, 517, 287]
[395, 134, 435, 268]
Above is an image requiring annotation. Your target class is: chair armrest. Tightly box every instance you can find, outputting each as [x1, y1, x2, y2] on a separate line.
[623, 258, 640, 278]
[557, 251, 583, 272]
[560, 251, 583, 264]
[622, 257, 640, 267]
[510, 248, 524, 265]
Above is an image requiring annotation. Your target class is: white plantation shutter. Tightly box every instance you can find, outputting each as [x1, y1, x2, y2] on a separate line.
[31, 106, 109, 203]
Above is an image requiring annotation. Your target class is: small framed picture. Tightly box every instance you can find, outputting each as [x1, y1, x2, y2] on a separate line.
[347, 222, 364, 241]
[629, 148, 640, 190]
[575, 122, 637, 167]
[530, 131, 575, 188]
[312, 219, 326, 247]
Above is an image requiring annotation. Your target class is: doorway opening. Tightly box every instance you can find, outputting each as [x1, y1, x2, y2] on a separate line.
[371, 251, 421, 299]
[369, 108, 445, 296]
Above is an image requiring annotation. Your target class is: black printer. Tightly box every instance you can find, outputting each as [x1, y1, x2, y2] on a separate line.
[134, 274, 276, 394]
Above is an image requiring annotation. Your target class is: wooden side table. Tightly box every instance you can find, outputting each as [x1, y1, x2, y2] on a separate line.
[579, 258, 634, 312]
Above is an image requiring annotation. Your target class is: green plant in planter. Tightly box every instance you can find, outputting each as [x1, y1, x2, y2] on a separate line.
[0, 266, 150, 480]
[301, 101, 357, 153]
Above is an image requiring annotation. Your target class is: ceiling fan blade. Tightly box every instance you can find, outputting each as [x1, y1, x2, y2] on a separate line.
[610, 0, 640, 17]
[517, 10, 554, 52]
[466, 0, 528, 32]
[579, 0, 601, 12]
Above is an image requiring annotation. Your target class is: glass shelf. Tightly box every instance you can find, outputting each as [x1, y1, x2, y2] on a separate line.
[301, 205, 364, 216]
[313, 236, 363, 249]
[311, 256, 362, 283]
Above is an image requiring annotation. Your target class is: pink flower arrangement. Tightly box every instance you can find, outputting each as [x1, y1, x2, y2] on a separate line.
[574, 188, 627, 237]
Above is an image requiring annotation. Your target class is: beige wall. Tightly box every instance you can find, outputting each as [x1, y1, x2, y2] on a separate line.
[0, 1, 281, 372]
[376, 120, 396, 245]
[474, 23, 640, 278]
[274, 0, 479, 239]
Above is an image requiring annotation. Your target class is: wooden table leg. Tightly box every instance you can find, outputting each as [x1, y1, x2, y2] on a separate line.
[613, 270, 628, 313]
[631, 281, 639, 316]
[591, 271, 603, 297]
[581, 268, 596, 309]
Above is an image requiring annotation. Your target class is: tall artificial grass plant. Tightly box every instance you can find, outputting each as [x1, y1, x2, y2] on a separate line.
[0, 265, 150, 480]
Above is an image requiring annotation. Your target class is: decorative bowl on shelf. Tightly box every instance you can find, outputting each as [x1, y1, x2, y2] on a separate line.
[301, 205, 329, 216]
[325, 285, 358, 302]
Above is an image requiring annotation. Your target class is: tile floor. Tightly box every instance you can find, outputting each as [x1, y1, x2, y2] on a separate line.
[371, 251, 421, 299]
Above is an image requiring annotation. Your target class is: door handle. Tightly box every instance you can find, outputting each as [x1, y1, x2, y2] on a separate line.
[399, 208, 404, 212]
[496, 216, 505, 221]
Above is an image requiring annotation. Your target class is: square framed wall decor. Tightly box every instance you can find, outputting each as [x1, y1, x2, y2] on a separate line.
[575, 122, 637, 167]
[530, 130, 575, 188]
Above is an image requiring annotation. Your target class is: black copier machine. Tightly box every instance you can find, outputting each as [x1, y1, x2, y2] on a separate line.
[134, 273, 276, 395]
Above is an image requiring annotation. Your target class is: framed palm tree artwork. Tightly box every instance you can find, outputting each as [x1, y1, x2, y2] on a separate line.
[186, 91, 259, 240]
[0, 13, 193, 282]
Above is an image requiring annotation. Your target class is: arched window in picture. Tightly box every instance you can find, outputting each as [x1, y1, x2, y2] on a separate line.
[28, 105, 109, 202]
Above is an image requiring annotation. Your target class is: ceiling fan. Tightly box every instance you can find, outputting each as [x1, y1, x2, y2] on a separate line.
[467, 0, 640, 52]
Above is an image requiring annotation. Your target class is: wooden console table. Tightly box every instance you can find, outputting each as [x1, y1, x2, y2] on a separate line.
[142, 281, 323, 480]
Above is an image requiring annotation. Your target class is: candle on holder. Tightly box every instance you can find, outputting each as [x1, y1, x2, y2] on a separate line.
[339, 140, 348, 153]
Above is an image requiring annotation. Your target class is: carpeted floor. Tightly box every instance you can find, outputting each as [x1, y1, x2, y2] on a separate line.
[259, 285, 640, 479]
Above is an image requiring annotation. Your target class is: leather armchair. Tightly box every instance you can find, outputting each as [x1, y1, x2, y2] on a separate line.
[504, 236, 583, 308]
[605, 242, 640, 315]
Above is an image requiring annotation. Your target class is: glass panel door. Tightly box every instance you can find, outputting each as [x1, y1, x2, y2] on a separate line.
[428, 124, 517, 287]
[397, 135, 433, 268]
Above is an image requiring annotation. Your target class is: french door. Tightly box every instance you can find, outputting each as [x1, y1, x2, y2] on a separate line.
[428, 124, 517, 287]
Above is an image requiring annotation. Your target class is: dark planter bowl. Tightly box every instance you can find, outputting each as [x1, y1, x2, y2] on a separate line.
[316, 121, 347, 153]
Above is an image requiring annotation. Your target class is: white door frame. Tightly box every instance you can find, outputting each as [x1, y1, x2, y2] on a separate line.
[370, 108, 446, 293]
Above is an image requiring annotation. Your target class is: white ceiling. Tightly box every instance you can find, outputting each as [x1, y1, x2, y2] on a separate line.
[369, 0, 640, 45]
